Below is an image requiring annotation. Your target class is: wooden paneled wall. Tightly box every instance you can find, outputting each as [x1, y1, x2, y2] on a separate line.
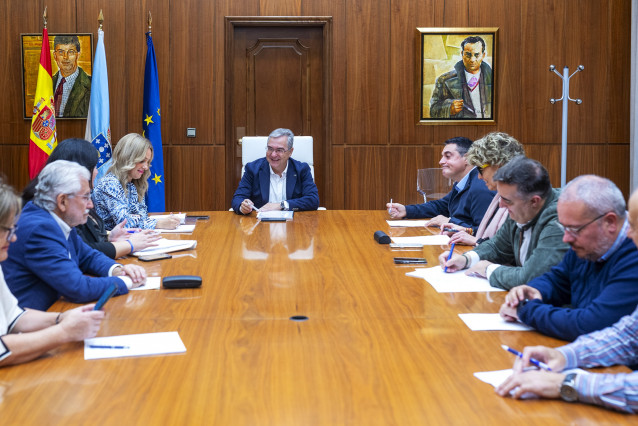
[0, 0, 631, 210]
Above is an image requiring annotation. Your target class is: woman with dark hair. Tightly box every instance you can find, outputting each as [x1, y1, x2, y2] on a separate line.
[0, 178, 104, 367]
[22, 138, 160, 258]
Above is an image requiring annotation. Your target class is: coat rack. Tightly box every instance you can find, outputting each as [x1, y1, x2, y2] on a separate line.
[549, 65, 584, 187]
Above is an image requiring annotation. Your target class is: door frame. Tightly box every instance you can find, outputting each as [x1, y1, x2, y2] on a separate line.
[224, 16, 333, 208]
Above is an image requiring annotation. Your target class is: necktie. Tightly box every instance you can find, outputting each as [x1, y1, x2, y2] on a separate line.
[54, 77, 66, 115]
[468, 76, 479, 91]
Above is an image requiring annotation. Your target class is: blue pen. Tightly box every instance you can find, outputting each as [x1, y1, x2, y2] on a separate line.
[126, 230, 136, 234]
[443, 242, 455, 273]
[89, 345, 130, 349]
[501, 345, 552, 371]
[443, 227, 459, 233]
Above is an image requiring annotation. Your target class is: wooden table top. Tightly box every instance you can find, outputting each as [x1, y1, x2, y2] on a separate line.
[0, 211, 631, 425]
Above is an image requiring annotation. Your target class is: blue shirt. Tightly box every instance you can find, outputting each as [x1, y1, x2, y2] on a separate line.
[558, 306, 638, 413]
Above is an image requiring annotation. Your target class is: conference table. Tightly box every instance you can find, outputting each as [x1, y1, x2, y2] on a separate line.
[0, 211, 632, 425]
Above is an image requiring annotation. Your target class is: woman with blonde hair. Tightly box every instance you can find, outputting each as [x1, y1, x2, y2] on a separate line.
[0, 178, 104, 367]
[93, 133, 179, 230]
[440, 132, 525, 245]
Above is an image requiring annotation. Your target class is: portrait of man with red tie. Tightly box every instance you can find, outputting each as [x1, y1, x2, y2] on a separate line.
[52, 34, 91, 118]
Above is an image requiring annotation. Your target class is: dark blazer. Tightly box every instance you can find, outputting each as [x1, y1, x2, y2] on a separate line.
[231, 157, 319, 214]
[2, 202, 127, 310]
[404, 167, 494, 233]
[52, 67, 91, 117]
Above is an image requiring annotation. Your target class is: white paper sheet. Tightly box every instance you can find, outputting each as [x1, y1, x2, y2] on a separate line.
[157, 224, 196, 234]
[407, 267, 505, 293]
[386, 220, 428, 227]
[129, 276, 162, 291]
[132, 238, 197, 256]
[84, 331, 186, 360]
[458, 313, 534, 331]
[391, 235, 450, 245]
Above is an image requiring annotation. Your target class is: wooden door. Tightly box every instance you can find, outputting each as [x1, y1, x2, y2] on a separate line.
[226, 18, 331, 206]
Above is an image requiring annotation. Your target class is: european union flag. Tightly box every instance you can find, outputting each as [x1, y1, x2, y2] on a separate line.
[143, 31, 165, 212]
[85, 28, 112, 183]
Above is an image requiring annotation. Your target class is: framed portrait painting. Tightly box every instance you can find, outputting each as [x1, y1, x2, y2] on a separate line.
[416, 27, 498, 125]
[21, 33, 93, 119]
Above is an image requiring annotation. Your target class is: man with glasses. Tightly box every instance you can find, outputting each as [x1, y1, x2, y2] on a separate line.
[440, 156, 568, 289]
[52, 35, 91, 118]
[232, 128, 319, 214]
[2, 161, 146, 311]
[495, 188, 638, 413]
[498, 174, 638, 341]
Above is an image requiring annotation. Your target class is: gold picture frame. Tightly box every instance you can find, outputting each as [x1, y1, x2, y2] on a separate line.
[21, 33, 93, 120]
[417, 27, 498, 125]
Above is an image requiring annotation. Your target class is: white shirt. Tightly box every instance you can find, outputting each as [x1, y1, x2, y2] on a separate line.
[268, 163, 288, 204]
[0, 267, 26, 361]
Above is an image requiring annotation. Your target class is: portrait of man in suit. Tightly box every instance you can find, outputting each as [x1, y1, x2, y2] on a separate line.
[52, 34, 91, 118]
[418, 29, 497, 123]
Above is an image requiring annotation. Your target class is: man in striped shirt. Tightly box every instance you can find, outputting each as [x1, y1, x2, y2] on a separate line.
[495, 188, 638, 413]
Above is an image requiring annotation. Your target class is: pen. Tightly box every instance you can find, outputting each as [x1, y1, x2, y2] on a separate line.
[388, 199, 393, 215]
[89, 345, 130, 349]
[443, 242, 455, 273]
[252, 204, 260, 213]
[443, 227, 459, 233]
[501, 345, 552, 371]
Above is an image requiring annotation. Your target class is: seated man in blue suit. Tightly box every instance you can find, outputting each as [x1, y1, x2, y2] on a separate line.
[387, 137, 494, 233]
[2, 160, 147, 311]
[232, 128, 319, 214]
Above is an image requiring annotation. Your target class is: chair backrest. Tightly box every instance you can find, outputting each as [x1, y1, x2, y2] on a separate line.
[241, 136, 314, 180]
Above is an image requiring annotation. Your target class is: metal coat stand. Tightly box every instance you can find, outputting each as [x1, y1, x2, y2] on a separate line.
[549, 65, 584, 187]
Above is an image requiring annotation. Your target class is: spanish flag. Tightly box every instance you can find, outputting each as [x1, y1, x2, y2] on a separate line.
[28, 28, 57, 179]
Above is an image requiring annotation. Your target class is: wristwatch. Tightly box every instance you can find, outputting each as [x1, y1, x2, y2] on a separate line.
[280, 201, 287, 211]
[560, 373, 578, 402]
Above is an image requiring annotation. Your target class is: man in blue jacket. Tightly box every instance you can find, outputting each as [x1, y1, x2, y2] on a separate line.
[499, 175, 638, 341]
[2, 161, 146, 311]
[232, 128, 319, 214]
[387, 137, 494, 233]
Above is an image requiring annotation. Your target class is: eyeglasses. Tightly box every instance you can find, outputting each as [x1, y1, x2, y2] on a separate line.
[557, 212, 608, 238]
[266, 146, 290, 155]
[0, 224, 17, 242]
[55, 49, 78, 57]
[477, 163, 489, 176]
[67, 193, 92, 203]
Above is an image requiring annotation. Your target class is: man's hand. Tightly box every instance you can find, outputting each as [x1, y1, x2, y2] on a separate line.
[504, 285, 542, 308]
[495, 370, 565, 399]
[386, 203, 406, 219]
[58, 305, 105, 341]
[114, 264, 147, 287]
[240, 199, 256, 215]
[450, 99, 464, 115]
[425, 215, 449, 228]
[465, 260, 492, 278]
[260, 202, 281, 212]
[438, 251, 467, 273]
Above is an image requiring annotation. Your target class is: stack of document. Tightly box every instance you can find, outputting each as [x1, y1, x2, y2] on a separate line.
[257, 210, 294, 221]
[150, 214, 196, 233]
[131, 238, 197, 256]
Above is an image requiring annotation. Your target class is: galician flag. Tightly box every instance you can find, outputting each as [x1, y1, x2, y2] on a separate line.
[143, 31, 165, 212]
[85, 27, 112, 182]
[29, 27, 57, 179]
